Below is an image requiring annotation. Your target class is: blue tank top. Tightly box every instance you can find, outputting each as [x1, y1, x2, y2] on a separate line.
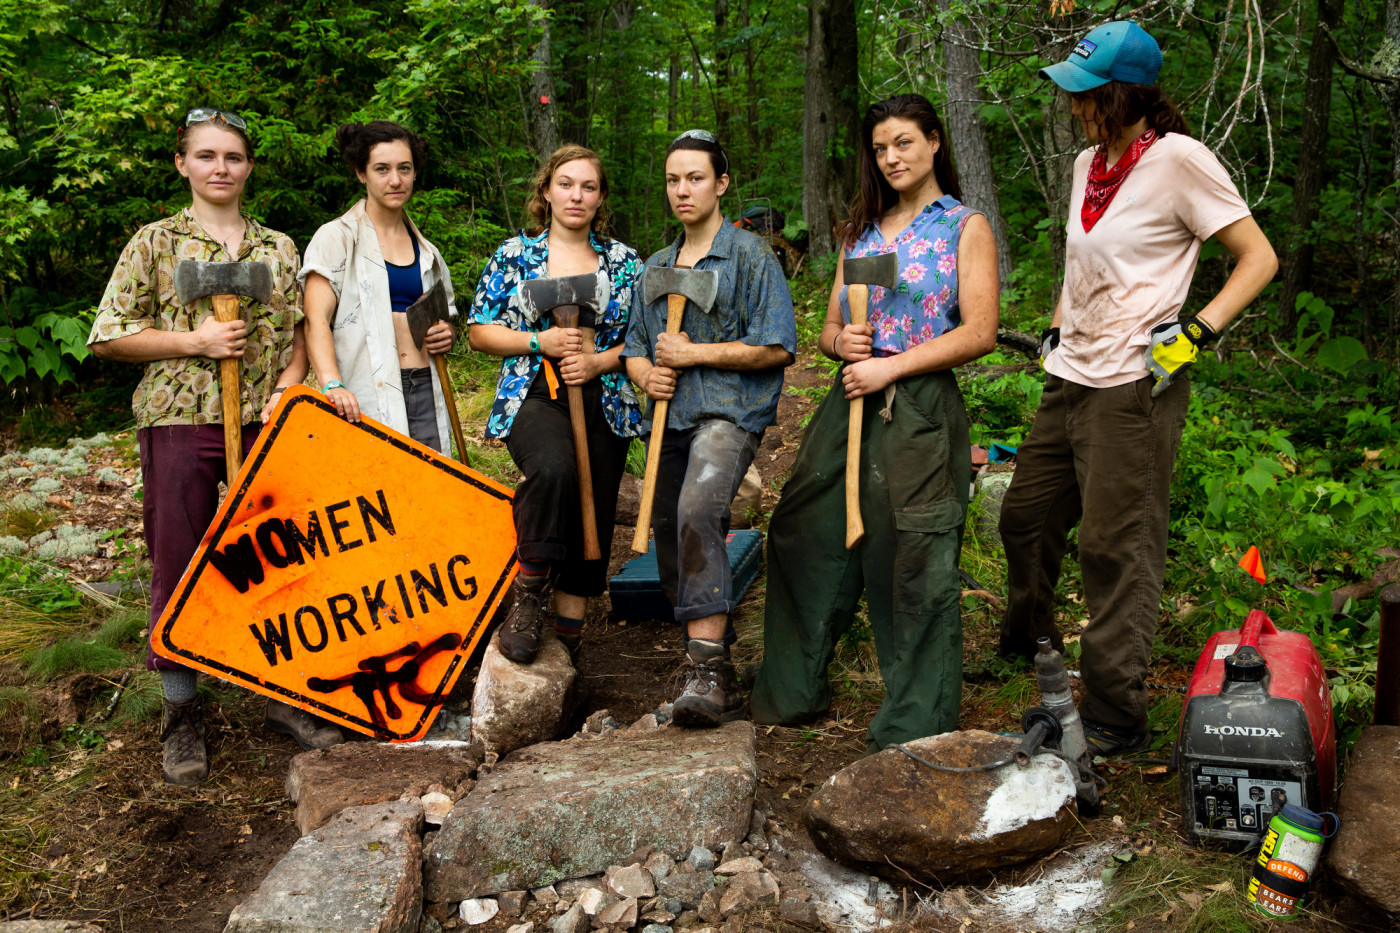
[386, 232, 422, 314]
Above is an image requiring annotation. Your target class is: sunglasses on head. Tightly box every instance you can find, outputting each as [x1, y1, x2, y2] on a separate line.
[183, 108, 248, 131]
[673, 128, 718, 145]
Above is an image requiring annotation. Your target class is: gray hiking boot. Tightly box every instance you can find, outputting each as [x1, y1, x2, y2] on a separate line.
[498, 575, 550, 664]
[265, 699, 345, 751]
[160, 698, 208, 786]
[672, 639, 745, 728]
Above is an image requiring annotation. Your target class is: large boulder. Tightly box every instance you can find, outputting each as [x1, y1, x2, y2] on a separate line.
[1328, 724, 1400, 916]
[285, 741, 481, 836]
[471, 634, 580, 759]
[224, 799, 424, 933]
[803, 730, 1076, 883]
[424, 721, 757, 901]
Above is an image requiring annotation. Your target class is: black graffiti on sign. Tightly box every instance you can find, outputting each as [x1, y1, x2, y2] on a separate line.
[208, 489, 397, 593]
[305, 633, 463, 731]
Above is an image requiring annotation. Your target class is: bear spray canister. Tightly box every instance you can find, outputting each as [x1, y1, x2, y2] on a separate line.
[1177, 610, 1336, 845]
[1247, 804, 1333, 919]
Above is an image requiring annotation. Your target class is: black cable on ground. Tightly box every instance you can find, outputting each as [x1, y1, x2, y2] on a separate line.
[891, 743, 1017, 773]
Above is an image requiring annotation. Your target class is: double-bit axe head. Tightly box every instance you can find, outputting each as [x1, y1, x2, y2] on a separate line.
[642, 266, 719, 313]
[518, 272, 603, 328]
[843, 252, 899, 290]
[406, 280, 451, 350]
[174, 259, 274, 307]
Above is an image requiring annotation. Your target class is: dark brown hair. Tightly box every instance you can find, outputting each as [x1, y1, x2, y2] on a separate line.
[524, 144, 612, 236]
[334, 121, 428, 174]
[837, 94, 961, 247]
[1072, 82, 1191, 149]
[176, 120, 253, 160]
[665, 133, 729, 182]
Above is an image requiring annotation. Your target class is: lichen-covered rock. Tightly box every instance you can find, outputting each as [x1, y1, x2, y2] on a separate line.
[471, 635, 579, 758]
[424, 723, 756, 901]
[224, 799, 424, 933]
[286, 741, 481, 836]
[0, 923, 103, 933]
[803, 730, 1076, 882]
[1328, 725, 1400, 917]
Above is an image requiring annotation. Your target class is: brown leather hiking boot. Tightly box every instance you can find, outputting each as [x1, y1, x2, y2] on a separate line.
[672, 639, 745, 728]
[498, 575, 550, 664]
[265, 699, 345, 751]
[160, 698, 208, 786]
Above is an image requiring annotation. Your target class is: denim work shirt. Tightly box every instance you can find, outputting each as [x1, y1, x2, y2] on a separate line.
[837, 195, 977, 356]
[469, 228, 645, 439]
[622, 220, 796, 435]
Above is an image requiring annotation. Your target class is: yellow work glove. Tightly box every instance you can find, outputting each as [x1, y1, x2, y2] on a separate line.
[1147, 316, 1217, 397]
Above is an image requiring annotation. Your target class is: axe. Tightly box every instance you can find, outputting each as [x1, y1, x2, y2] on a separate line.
[840, 252, 898, 550]
[406, 281, 470, 466]
[632, 266, 720, 554]
[518, 272, 605, 561]
[174, 259, 273, 478]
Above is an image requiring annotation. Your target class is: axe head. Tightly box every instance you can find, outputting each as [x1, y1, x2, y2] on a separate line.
[843, 252, 899, 290]
[174, 259, 274, 307]
[517, 273, 603, 327]
[642, 266, 719, 313]
[406, 280, 451, 350]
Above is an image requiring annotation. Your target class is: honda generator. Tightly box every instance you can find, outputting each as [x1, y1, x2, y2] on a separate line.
[1177, 610, 1335, 845]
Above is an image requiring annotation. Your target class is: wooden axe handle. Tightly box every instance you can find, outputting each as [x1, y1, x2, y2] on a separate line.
[845, 284, 868, 550]
[432, 354, 471, 467]
[212, 294, 244, 480]
[555, 307, 601, 560]
[633, 293, 687, 554]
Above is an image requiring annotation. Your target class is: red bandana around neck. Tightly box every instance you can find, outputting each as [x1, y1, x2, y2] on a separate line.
[1081, 128, 1158, 233]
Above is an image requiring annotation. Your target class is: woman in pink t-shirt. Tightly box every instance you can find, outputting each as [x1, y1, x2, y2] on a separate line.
[998, 22, 1278, 757]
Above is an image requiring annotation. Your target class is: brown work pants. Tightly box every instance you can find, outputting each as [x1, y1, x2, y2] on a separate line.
[998, 373, 1188, 731]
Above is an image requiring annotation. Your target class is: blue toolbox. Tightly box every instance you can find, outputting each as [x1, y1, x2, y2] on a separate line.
[608, 529, 764, 621]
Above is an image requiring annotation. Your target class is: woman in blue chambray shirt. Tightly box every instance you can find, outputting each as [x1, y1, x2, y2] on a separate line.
[469, 144, 643, 665]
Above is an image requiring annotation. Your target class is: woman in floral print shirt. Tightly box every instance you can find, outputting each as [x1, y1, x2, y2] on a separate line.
[752, 94, 1000, 751]
[87, 109, 344, 787]
[469, 144, 643, 664]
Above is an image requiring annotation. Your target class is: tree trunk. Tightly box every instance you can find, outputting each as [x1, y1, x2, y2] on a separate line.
[715, 0, 732, 146]
[742, 0, 761, 165]
[1042, 94, 1078, 279]
[1381, 0, 1400, 399]
[556, 0, 590, 147]
[668, 52, 680, 133]
[1278, 0, 1345, 328]
[527, 0, 558, 158]
[937, 5, 1013, 287]
[802, 0, 860, 257]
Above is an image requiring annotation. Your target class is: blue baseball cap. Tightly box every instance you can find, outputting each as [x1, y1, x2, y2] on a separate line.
[1039, 21, 1163, 92]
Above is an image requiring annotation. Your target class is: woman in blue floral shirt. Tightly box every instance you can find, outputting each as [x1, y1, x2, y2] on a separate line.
[469, 144, 643, 664]
[751, 94, 1000, 752]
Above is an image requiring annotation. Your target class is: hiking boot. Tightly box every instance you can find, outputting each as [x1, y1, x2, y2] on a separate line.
[160, 698, 208, 786]
[265, 699, 345, 751]
[672, 639, 745, 728]
[1082, 719, 1150, 758]
[498, 575, 550, 664]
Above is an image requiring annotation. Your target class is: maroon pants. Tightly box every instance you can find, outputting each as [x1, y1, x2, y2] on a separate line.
[139, 423, 260, 672]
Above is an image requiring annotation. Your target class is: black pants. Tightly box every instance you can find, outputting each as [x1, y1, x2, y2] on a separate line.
[505, 365, 630, 597]
[401, 366, 442, 451]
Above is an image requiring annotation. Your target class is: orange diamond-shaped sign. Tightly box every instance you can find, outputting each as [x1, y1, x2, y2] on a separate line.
[152, 386, 517, 741]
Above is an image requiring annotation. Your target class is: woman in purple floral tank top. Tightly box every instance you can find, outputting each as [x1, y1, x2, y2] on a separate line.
[752, 94, 1000, 752]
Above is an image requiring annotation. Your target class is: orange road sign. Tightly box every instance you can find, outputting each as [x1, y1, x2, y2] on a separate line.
[152, 386, 517, 741]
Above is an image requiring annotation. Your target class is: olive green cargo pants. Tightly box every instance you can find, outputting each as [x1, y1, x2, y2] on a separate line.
[751, 369, 970, 751]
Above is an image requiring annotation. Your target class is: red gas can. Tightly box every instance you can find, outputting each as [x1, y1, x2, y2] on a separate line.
[1177, 610, 1336, 845]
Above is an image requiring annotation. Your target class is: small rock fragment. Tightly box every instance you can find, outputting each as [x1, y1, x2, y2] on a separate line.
[460, 898, 500, 925]
[720, 916, 742, 933]
[641, 926, 672, 933]
[663, 898, 683, 916]
[713, 857, 763, 876]
[745, 832, 768, 853]
[657, 870, 716, 909]
[718, 872, 779, 916]
[597, 897, 639, 928]
[624, 844, 654, 866]
[608, 863, 657, 899]
[576, 887, 615, 916]
[422, 917, 445, 933]
[552, 905, 590, 933]
[697, 890, 724, 924]
[641, 911, 676, 925]
[534, 885, 560, 907]
[780, 898, 820, 928]
[748, 810, 767, 837]
[644, 852, 676, 883]
[499, 890, 529, 917]
[630, 714, 660, 731]
[673, 911, 699, 928]
[507, 925, 535, 933]
[422, 791, 454, 826]
[583, 709, 619, 734]
[686, 846, 715, 872]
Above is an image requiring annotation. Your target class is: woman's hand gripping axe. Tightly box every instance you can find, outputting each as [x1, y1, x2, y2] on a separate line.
[518, 272, 605, 560]
[174, 259, 273, 480]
